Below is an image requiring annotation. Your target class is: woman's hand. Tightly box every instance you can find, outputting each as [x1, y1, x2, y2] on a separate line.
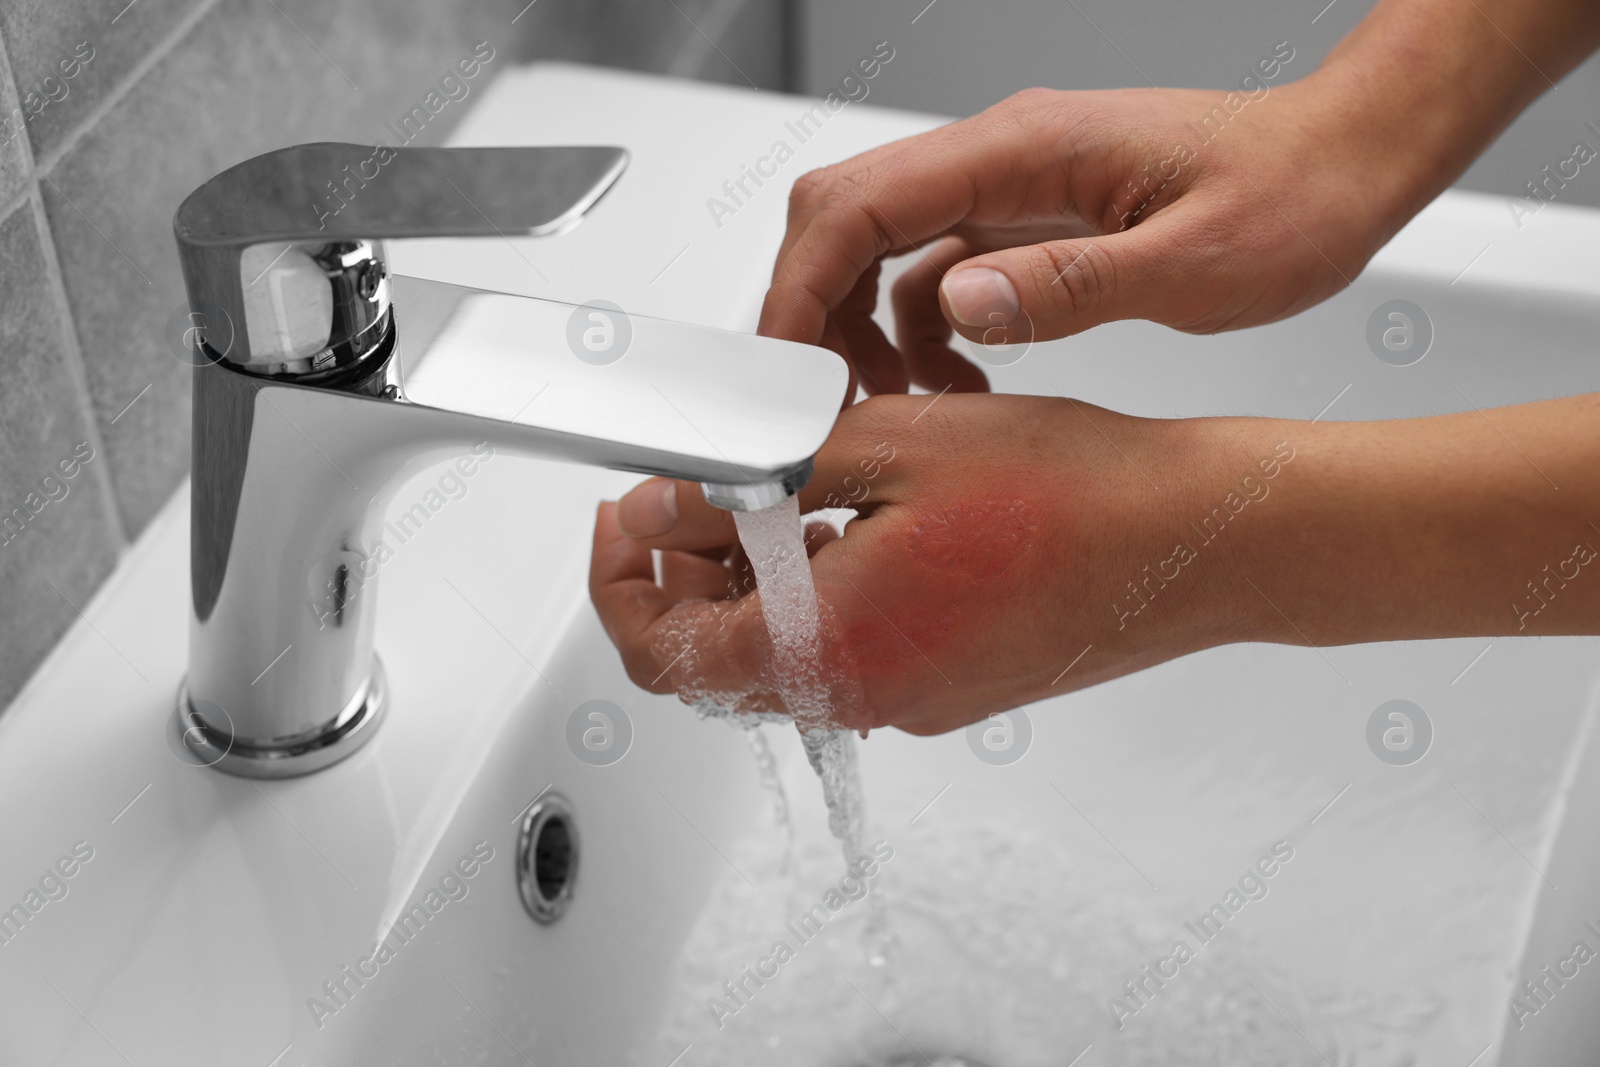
[591, 391, 1600, 736]
[759, 0, 1600, 394]
[761, 75, 1411, 395]
[590, 393, 1263, 734]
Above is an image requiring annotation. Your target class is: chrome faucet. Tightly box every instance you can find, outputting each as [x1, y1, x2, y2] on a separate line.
[171, 142, 848, 778]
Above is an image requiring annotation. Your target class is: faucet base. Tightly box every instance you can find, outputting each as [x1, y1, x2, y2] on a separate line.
[170, 659, 388, 778]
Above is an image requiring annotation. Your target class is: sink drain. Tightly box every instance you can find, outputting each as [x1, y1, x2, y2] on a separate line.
[516, 793, 578, 924]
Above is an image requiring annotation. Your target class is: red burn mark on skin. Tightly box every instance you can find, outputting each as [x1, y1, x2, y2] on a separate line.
[905, 499, 1038, 582]
[838, 598, 958, 695]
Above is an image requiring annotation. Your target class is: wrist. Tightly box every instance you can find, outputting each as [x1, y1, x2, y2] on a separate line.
[1208, 414, 1392, 649]
[1299, 0, 1600, 246]
[1273, 61, 1473, 260]
[1111, 415, 1304, 656]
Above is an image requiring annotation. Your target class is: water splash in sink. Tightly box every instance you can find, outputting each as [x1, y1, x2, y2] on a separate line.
[656, 798, 1447, 1066]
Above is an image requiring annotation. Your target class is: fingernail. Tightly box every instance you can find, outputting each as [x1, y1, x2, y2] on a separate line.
[943, 267, 1019, 328]
[618, 480, 678, 537]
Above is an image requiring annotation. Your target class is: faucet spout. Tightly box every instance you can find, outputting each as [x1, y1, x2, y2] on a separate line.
[174, 144, 849, 777]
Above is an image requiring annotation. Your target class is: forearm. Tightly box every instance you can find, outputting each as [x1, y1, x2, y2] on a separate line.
[1296, 0, 1600, 245]
[1215, 393, 1600, 647]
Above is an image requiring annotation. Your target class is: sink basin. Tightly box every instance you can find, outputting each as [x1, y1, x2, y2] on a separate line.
[3, 64, 1599, 1066]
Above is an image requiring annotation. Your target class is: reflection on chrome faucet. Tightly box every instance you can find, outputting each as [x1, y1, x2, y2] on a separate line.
[309, 442, 496, 630]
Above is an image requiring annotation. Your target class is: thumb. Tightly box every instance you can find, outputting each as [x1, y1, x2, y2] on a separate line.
[938, 222, 1185, 344]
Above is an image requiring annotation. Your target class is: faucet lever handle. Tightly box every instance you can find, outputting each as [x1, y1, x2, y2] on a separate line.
[174, 142, 628, 371]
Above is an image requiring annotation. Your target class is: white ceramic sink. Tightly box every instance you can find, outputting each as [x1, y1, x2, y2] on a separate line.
[3, 65, 1600, 1066]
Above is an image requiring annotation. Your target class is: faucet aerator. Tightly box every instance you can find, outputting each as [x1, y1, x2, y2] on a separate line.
[702, 459, 814, 512]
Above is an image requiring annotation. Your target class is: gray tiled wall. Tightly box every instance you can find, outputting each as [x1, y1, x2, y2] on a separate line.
[0, 0, 786, 711]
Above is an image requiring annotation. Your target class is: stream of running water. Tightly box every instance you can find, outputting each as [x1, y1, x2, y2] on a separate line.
[732, 497, 890, 967]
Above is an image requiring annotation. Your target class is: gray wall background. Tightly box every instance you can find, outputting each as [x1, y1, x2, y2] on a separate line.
[799, 0, 1600, 208]
[0, 0, 787, 711]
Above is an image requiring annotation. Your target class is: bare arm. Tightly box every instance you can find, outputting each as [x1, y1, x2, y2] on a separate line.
[593, 391, 1600, 734]
[1312, 0, 1600, 241]
[753, 0, 1600, 392]
[1221, 392, 1600, 647]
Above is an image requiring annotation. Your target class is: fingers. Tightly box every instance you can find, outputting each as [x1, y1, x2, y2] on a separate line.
[597, 512, 794, 610]
[803, 520, 840, 557]
[726, 520, 837, 598]
[937, 217, 1193, 343]
[589, 503, 676, 688]
[891, 236, 991, 393]
[659, 548, 735, 602]
[592, 503, 767, 698]
[766, 127, 955, 288]
[616, 479, 819, 555]
[617, 478, 734, 549]
[757, 126, 984, 347]
[592, 503, 787, 708]
[615, 478, 681, 539]
[834, 261, 909, 395]
[616, 405, 908, 552]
